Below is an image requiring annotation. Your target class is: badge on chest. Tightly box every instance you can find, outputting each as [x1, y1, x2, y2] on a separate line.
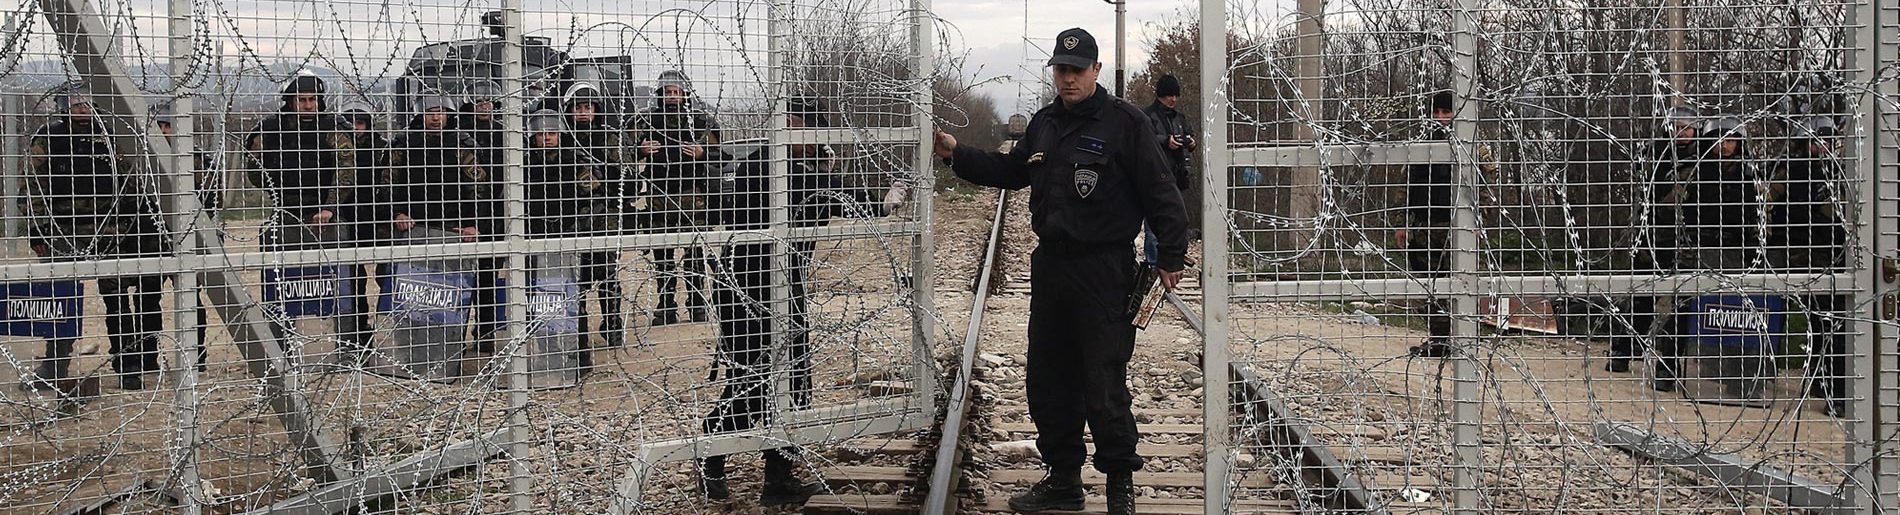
[1075, 167, 1099, 198]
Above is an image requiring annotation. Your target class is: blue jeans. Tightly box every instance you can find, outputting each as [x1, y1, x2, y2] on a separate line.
[1142, 224, 1159, 265]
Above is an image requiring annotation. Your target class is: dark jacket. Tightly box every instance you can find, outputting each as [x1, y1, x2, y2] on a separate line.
[1636, 138, 1701, 270]
[386, 118, 494, 234]
[243, 113, 359, 224]
[949, 86, 1191, 271]
[22, 118, 138, 254]
[1141, 100, 1195, 190]
[1772, 144, 1847, 267]
[1407, 127, 1454, 231]
[525, 145, 607, 238]
[1684, 146, 1764, 261]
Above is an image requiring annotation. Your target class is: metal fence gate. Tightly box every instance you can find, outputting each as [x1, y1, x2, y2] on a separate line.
[0, 0, 935, 512]
[1200, 0, 1900, 513]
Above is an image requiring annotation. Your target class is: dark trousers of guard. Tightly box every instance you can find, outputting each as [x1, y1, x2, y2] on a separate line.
[97, 275, 206, 375]
[1406, 229, 1453, 346]
[578, 251, 624, 347]
[701, 246, 812, 479]
[1026, 243, 1143, 474]
[1612, 246, 1676, 370]
[473, 263, 502, 354]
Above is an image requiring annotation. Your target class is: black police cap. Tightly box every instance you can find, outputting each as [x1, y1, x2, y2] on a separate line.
[1047, 28, 1099, 69]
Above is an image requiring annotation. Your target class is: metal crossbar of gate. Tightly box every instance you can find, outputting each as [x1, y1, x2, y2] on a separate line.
[1199, 0, 1900, 513]
[0, 0, 934, 512]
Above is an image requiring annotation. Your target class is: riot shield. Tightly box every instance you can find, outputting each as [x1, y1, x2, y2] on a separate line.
[1680, 294, 1785, 406]
[261, 221, 361, 363]
[374, 228, 476, 383]
[521, 253, 585, 389]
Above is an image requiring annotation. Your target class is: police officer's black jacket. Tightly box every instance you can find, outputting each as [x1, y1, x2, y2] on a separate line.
[1773, 146, 1846, 250]
[387, 118, 494, 234]
[949, 86, 1191, 271]
[349, 131, 390, 239]
[717, 149, 853, 231]
[1407, 127, 1454, 233]
[1646, 138, 1702, 229]
[634, 104, 721, 195]
[462, 114, 506, 168]
[1684, 148, 1765, 251]
[1141, 100, 1195, 190]
[525, 145, 606, 238]
[564, 120, 631, 203]
[23, 118, 134, 249]
[244, 113, 358, 222]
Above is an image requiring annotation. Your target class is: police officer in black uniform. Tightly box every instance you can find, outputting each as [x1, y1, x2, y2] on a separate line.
[696, 97, 852, 506]
[336, 100, 391, 339]
[242, 73, 370, 361]
[524, 108, 607, 370]
[19, 85, 150, 389]
[1775, 116, 1849, 415]
[1609, 106, 1701, 374]
[1394, 91, 1457, 358]
[932, 28, 1189, 515]
[634, 70, 718, 325]
[386, 92, 497, 352]
[1661, 115, 1769, 397]
[562, 82, 628, 347]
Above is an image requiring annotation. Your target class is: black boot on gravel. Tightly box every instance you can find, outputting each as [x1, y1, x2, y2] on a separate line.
[759, 453, 822, 506]
[1008, 469, 1085, 512]
[1106, 471, 1136, 515]
[699, 457, 730, 501]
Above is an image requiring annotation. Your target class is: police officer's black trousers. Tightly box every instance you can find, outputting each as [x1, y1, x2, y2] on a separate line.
[1803, 294, 1850, 401]
[578, 252, 624, 343]
[1406, 243, 1452, 342]
[1026, 244, 1143, 474]
[702, 247, 812, 472]
[99, 275, 206, 374]
[653, 246, 708, 313]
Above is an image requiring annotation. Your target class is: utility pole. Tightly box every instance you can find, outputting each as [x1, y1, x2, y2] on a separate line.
[1107, 0, 1126, 97]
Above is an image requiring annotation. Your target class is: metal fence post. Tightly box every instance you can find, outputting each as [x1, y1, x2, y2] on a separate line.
[498, 2, 532, 512]
[1446, 0, 1484, 512]
[3, 90, 20, 257]
[908, 0, 938, 441]
[1855, 1, 1899, 511]
[1199, 0, 1232, 509]
[166, 0, 203, 509]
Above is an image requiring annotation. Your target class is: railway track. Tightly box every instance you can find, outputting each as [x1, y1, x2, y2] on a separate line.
[804, 191, 1406, 514]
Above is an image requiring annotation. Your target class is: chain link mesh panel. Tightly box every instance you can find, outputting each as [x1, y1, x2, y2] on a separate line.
[1203, 0, 1895, 513]
[0, 0, 934, 512]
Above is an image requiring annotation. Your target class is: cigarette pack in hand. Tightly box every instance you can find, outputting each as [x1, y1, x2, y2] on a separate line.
[1128, 263, 1165, 329]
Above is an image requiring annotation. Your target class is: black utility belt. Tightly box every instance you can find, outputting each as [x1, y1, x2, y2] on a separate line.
[1037, 239, 1129, 257]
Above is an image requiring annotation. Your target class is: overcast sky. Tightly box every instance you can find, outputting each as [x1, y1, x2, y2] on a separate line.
[933, 0, 1201, 117]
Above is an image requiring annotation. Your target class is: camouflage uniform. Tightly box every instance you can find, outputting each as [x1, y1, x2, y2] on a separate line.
[386, 93, 500, 349]
[525, 109, 608, 367]
[563, 83, 628, 347]
[632, 70, 718, 325]
[21, 86, 170, 388]
[241, 74, 370, 355]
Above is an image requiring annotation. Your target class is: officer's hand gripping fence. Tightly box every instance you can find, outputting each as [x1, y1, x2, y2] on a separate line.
[0, 0, 941, 512]
[1200, 0, 1898, 513]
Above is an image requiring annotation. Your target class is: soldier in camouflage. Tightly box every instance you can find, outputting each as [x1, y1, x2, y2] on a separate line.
[241, 73, 370, 361]
[562, 82, 628, 347]
[633, 70, 717, 325]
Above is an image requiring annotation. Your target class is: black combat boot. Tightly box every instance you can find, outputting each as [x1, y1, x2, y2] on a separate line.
[1604, 357, 1630, 373]
[653, 293, 678, 327]
[759, 452, 823, 506]
[1007, 468, 1085, 512]
[19, 339, 72, 392]
[1106, 471, 1136, 515]
[700, 456, 730, 501]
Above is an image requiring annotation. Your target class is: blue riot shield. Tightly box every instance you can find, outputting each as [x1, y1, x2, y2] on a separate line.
[373, 228, 476, 382]
[0, 281, 83, 340]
